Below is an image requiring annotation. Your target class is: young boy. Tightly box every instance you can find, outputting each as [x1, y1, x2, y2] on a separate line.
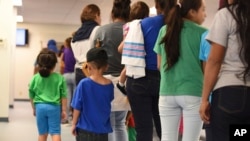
[71, 48, 114, 141]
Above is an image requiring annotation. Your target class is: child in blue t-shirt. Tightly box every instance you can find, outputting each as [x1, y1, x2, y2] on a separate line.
[199, 31, 212, 141]
[71, 48, 114, 141]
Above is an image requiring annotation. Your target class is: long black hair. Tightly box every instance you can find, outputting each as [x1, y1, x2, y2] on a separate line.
[161, 0, 202, 70]
[224, 0, 250, 82]
[37, 48, 57, 77]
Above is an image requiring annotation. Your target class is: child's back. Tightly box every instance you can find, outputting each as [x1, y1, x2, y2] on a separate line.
[71, 47, 113, 141]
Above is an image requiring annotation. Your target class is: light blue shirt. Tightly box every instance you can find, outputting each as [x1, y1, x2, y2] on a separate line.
[199, 31, 211, 61]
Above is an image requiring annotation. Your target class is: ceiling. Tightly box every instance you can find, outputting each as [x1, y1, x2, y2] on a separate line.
[16, 0, 218, 26]
[16, 0, 155, 26]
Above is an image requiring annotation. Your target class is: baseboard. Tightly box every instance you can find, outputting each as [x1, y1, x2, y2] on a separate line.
[9, 104, 14, 108]
[0, 117, 9, 122]
[14, 99, 30, 102]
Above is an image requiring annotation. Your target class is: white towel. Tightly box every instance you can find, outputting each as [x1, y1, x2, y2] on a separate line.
[121, 20, 146, 79]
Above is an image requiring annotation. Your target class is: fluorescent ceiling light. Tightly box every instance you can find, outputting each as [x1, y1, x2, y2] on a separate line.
[16, 15, 23, 22]
[13, 0, 22, 6]
[150, 6, 157, 16]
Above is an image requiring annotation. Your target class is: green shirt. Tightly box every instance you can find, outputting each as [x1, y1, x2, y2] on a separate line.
[29, 72, 67, 105]
[154, 20, 207, 96]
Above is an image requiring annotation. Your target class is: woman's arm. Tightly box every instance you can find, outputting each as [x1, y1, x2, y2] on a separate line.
[199, 42, 225, 123]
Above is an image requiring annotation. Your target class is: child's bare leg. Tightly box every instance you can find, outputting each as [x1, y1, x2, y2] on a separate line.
[51, 134, 61, 141]
[38, 134, 48, 141]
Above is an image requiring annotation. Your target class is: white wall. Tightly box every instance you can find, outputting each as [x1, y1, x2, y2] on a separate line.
[0, 0, 16, 120]
[15, 23, 78, 99]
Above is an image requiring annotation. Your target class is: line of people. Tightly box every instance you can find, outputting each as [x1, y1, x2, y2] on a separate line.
[28, 0, 250, 141]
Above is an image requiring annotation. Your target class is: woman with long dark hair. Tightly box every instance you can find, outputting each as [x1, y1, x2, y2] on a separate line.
[154, 0, 207, 140]
[200, 0, 250, 141]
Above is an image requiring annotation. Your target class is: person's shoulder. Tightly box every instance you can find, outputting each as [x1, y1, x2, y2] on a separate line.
[185, 20, 207, 33]
[104, 78, 113, 86]
[77, 77, 92, 86]
[141, 15, 163, 23]
[215, 7, 232, 20]
[98, 23, 113, 30]
[50, 72, 62, 77]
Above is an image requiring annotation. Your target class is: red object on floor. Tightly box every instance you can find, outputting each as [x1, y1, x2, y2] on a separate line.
[128, 115, 135, 128]
[179, 116, 183, 134]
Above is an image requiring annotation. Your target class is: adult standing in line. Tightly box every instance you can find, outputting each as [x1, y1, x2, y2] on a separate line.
[91, 0, 131, 141]
[199, 0, 250, 141]
[71, 4, 101, 86]
[125, 0, 173, 141]
[60, 37, 76, 124]
[154, 0, 207, 140]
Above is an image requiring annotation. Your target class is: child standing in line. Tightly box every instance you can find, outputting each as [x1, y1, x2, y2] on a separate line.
[116, 1, 150, 95]
[71, 48, 114, 141]
[29, 48, 68, 141]
[126, 111, 136, 141]
[154, 0, 207, 140]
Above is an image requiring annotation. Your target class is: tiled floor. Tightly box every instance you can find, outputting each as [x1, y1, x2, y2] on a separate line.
[0, 101, 205, 141]
[0, 101, 73, 141]
[0, 101, 161, 141]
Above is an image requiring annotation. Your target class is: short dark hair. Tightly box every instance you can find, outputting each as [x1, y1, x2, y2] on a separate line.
[87, 48, 108, 69]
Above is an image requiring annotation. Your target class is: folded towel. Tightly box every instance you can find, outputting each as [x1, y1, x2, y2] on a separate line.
[121, 20, 146, 79]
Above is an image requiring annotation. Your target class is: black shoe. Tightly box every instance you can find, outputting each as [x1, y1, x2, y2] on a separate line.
[116, 83, 127, 95]
[61, 119, 69, 124]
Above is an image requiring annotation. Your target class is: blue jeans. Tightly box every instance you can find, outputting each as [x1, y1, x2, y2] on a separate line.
[75, 68, 86, 86]
[108, 111, 128, 141]
[210, 86, 250, 141]
[63, 72, 76, 117]
[126, 70, 161, 141]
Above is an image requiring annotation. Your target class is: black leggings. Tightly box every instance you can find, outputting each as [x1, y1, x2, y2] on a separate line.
[76, 128, 108, 141]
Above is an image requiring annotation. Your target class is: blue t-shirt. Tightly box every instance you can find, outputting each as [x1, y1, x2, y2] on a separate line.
[199, 31, 212, 102]
[199, 31, 211, 61]
[71, 77, 114, 133]
[141, 15, 164, 70]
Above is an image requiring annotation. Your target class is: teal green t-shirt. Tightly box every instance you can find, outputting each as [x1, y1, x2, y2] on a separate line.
[154, 20, 207, 96]
[29, 72, 67, 105]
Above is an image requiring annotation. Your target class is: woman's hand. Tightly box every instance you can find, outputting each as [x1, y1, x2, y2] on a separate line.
[199, 100, 211, 124]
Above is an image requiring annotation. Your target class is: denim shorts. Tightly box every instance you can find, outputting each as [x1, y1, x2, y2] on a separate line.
[35, 103, 61, 135]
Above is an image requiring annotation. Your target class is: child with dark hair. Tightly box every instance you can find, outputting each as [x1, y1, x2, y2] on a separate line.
[117, 1, 150, 95]
[91, 0, 131, 141]
[29, 48, 68, 141]
[71, 48, 114, 141]
[154, 0, 207, 140]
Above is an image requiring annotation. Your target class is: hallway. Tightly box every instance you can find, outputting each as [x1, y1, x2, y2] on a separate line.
[0, 101, 73, 141]
[0, 101, 205, 141]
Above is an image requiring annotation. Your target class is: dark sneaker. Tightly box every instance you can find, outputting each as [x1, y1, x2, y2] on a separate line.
[116, 83, 127, 95]
[61, 119, 69, 124]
